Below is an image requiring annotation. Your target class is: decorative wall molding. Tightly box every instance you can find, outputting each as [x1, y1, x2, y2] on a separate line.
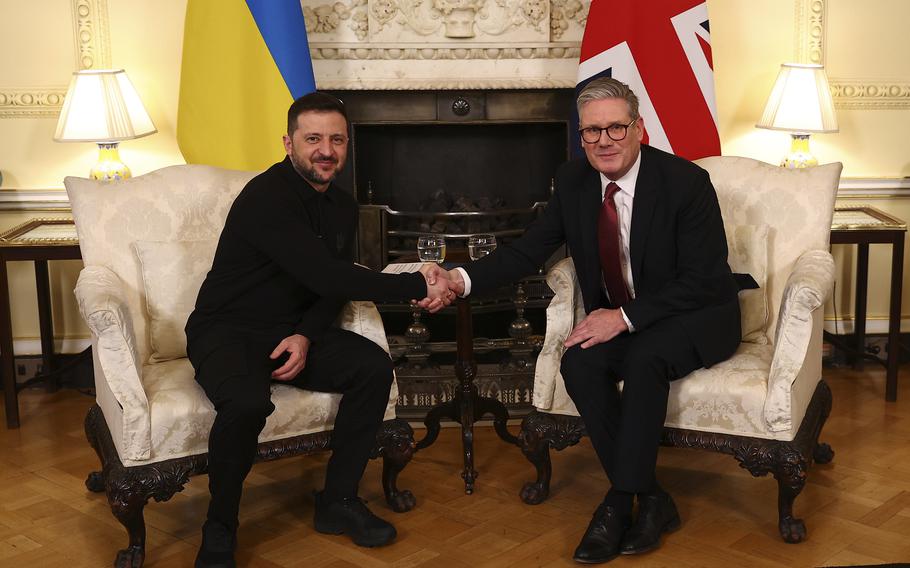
[14, 337, 90, 357]
[796, 0, 910, 109]
[828, 81, 910, 109]
[317, 77, 574, 90]
[310, 46, 580, 60]
[0, 189, 72, 212]
[0, 0, 111, 118]
[0, 89, 69, 118]
[825, 317, 910, 335]
[795, 0, 826, 65]
[72, 0, 112, 70]
[837, 177, 910, 198]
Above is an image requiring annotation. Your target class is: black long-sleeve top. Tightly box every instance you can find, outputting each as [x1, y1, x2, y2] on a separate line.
[186, 157, 425, 344]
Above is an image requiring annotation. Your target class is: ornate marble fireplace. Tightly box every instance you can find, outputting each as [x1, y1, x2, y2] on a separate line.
[303, 0, 590, 418]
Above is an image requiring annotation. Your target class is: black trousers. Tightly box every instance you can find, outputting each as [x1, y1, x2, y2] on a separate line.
[188, 326, 394, 529]
[560, 316, 703, 494]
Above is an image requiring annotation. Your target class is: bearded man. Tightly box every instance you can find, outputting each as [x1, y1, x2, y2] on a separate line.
[186, 92, 452, 568]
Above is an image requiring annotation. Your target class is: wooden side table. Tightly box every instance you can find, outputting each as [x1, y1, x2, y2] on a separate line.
[0, 218, 81, 428]
[829, 206, 906, 401]
[414, 297, 520, 493]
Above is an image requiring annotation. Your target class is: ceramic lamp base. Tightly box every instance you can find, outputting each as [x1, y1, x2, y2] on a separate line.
[780, 134, 818, 168]
[91, 142, 132, 181]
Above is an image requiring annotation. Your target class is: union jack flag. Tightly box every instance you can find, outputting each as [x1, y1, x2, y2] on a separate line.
[577, 0, 720, 160]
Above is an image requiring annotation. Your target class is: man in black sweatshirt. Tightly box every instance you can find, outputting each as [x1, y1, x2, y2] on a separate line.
[186, 92, 452, 568]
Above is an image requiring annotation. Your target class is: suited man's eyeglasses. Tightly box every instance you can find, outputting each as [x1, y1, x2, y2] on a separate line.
[579, 118, 638, 144]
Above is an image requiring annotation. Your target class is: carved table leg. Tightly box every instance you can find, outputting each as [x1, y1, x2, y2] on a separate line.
[457, 367, 478, 494]
[416, 398, 458, 450]
[376, 419, 417, 512]
[474, 392, 519, 446]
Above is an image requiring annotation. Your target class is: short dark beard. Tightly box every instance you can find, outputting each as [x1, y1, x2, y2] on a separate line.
[289, 153, 338, 189]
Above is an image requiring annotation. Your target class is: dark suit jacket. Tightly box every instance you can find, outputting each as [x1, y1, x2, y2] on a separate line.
[465, 144, 741, 368]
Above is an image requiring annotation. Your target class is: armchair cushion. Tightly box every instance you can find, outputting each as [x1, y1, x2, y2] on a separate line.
[140, 359, 343, 466]
[124, 300, 398, 467]
[664, 342, 775, 437]
[726, 224, 770, 343]
[134, 239, 218, 363]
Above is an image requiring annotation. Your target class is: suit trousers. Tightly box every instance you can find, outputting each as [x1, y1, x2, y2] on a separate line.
[560, 315, 703, 494]
[188, 326, 395, 528]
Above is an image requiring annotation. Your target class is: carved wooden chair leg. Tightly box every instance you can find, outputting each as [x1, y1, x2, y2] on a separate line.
[107, 478, 151, 568]
[83, 406, 106, 493]
[376, 419, 417, 513]
[518, 410, 554, 505]
[772, 448, 809, 544]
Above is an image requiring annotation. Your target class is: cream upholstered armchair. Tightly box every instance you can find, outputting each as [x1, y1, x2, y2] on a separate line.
[518, 156, 842, 543]
[65, 165, 416, 568]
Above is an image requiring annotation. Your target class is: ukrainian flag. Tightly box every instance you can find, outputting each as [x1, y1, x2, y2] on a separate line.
[177, 0, 316, 171]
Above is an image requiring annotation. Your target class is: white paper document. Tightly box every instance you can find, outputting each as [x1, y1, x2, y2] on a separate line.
[381, 262, 429, 274]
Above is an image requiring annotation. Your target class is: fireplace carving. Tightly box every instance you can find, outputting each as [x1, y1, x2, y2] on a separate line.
[304, 0, 591, 90]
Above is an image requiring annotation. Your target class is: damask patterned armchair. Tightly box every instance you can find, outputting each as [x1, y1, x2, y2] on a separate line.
[518, 156, 842, 543]
[65, 165, 416, 568]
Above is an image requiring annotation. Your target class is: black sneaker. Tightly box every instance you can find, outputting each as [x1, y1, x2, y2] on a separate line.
[194, 520, 237, 568]
[314, 492, 397, 547]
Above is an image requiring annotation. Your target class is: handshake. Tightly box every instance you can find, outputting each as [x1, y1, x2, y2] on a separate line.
[412, 264, 465, 313]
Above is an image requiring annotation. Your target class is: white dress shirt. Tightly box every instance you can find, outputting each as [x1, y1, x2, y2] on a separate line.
[456, 151, 642, 332]
[602, 151, 642, 332]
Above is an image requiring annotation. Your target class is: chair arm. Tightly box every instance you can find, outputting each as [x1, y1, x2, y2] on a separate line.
[764, 249, 835, 432]
[75, 266, 151, 460]
[533, 257, 581, 411]
[336, 301, 391, 353]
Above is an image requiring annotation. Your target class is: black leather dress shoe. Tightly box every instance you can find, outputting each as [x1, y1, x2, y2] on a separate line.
[619, 491, 681, 555]
[573, 503, 631, 564]
[194, 520, 237, 568]
[314, 492, 397, 547]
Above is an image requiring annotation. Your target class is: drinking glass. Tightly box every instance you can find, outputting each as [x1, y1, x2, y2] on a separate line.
[468, 234, 497, 260]
[417, 235, 446, 264]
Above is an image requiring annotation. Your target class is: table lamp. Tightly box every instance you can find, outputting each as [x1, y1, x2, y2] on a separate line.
[54, 69, 157, 181]
[755, 63, 838, 168]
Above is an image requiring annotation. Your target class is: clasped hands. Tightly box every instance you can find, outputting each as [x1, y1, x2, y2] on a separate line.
[412, 265, 628, 345]
[412, 264, 465, 313]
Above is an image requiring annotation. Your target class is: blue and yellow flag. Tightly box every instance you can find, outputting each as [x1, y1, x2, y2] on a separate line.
[177, 0, 316, 171]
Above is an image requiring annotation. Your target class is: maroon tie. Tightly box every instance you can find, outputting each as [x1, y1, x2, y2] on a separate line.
[598, 182, 631, 308]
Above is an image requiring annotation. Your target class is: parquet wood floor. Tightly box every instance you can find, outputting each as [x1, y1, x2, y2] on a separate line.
[1, 366, 909, 567]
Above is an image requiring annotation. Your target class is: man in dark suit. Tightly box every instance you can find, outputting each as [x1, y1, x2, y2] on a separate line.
[430, 77, 741, 563]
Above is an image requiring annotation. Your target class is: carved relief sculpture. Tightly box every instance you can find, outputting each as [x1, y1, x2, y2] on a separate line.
[550, 0, 588, 40]
[369, 0, 551, 42]
[303, 0, 370, 41]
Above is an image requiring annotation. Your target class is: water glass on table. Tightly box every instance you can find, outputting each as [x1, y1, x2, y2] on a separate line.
[417, 235, 446, 264]
[468, 234, 497, 260]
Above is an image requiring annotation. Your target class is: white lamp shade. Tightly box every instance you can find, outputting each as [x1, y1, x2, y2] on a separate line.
[756, 63, 838, 134]
[54, 69, 157, 142]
